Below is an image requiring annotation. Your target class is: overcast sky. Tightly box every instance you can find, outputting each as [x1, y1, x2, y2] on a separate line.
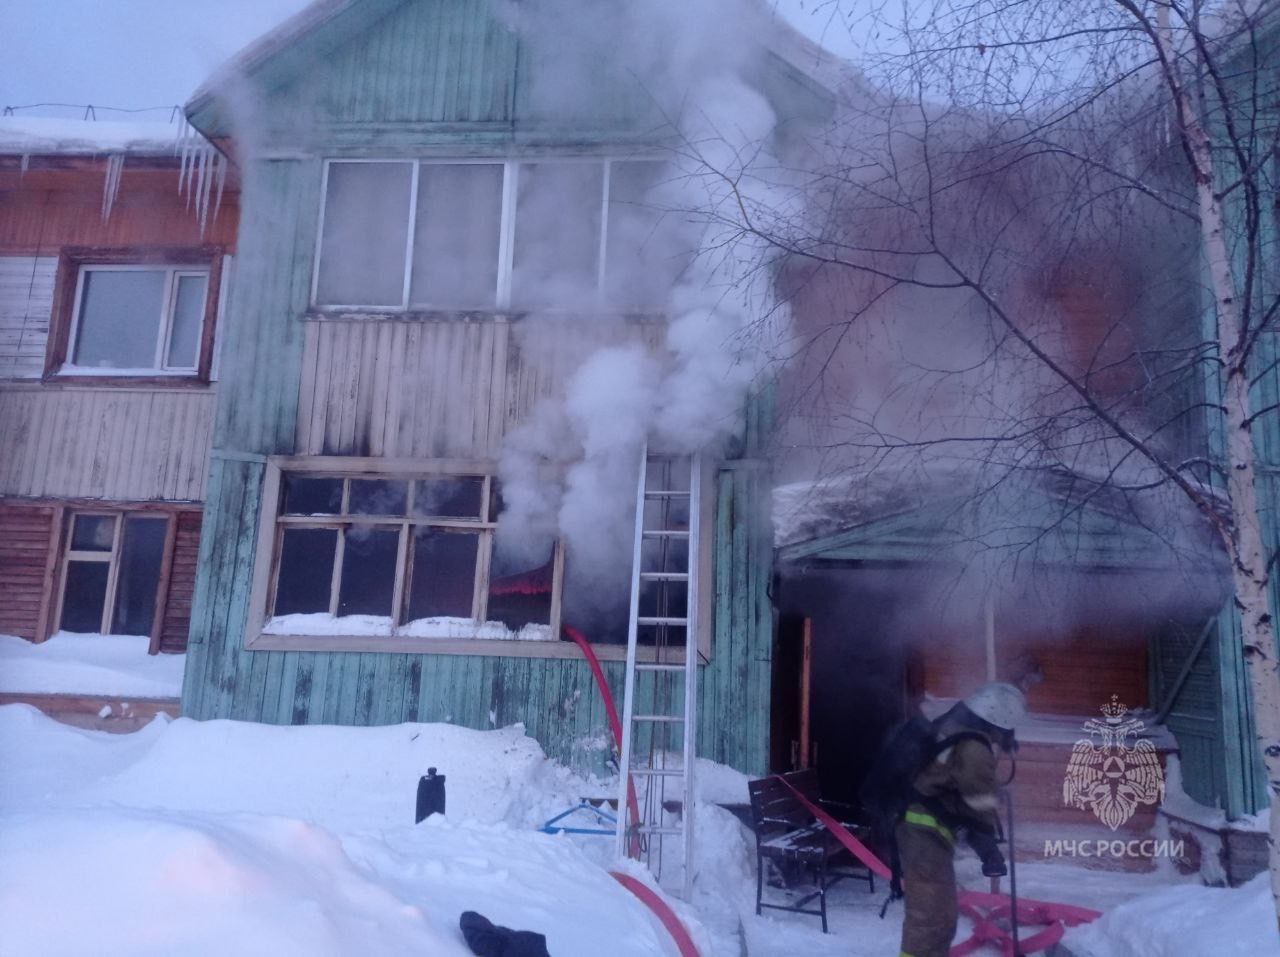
[0, 0, 861, 120]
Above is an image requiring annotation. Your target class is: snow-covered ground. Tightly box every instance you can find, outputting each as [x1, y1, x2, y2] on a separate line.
[0, 704, 1272, 955]
[0, 632, 184, 698]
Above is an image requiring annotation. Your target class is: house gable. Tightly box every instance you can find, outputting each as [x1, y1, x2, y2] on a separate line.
[188, 0, 838, 151]
[179, 0, 820, 779]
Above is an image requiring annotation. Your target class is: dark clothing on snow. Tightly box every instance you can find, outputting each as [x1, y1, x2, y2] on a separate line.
[459, 911, 550, 957]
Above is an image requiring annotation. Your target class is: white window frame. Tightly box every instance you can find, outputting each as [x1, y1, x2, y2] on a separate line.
[63, 263, 211, 376]
[246, 455, 713, 661]
[310, 155, 666, 314]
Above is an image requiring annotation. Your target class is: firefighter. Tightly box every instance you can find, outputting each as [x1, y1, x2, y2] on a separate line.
[897, 682, 1026, 957]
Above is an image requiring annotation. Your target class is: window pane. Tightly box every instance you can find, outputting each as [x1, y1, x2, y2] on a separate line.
[110, 517, 167, 636]
[487, 534, 553, 632]
[606, 161, 691, 306]
[348, 479, 408, 516]
[274, 527, 337, 616]
[412, 476, 485, 519]
[511, 162, 603, 308]
[410, 164, 502, 308]
[61, 561, 109, 633]
[166, 274, 207, 369]
[71, 514, 116, 552]
[282, 476, 343, 516]
[315, 162, 413, 306]
[406, 528, 479, 621]
[337, 526, 399, 617]
[73, 270, 166, 368]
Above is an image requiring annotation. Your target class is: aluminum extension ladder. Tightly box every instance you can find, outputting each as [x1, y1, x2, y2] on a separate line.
[615, 449, 702, 900]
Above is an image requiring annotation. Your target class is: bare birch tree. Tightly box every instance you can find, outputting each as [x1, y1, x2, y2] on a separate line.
[693, 0, 1280, 921]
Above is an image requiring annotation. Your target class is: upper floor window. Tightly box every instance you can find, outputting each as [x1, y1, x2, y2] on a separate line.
[45, 247, 225, 383]
[313, 158, 689, 312]
[69, 266, 208, 373]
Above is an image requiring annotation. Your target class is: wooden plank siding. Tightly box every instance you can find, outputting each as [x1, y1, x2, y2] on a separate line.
[0, 166, 239, 255]
[0, 386, 215, 502]
[0, 256, 56, 378]
[0, 502, 57, 639]
[158, 511, 203, 653]
[182, 157, 775, 767]
[276, 0, 518, 130]
[294, 318, 662, 458]
[181, 0, 780, 777]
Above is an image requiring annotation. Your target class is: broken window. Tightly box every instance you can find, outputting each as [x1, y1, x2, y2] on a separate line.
[58, 512, 170, 638]
[67, 265, 210, 373]
[262, 466, 563, 643]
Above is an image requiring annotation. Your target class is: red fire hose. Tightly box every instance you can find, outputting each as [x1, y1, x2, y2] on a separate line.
[771, 776, 1101, 955]
[564, 626, 700, 955]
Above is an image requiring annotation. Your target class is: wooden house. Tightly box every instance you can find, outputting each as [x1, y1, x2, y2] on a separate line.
[0, 116, 237, 725]
[177, 0, 839, 777]
[766, 15, 1278, 880]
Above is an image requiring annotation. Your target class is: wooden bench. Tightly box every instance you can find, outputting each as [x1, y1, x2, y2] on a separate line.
[746, 769, 877, 932]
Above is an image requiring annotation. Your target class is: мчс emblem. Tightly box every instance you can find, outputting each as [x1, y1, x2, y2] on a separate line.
[1063, 695, 1164, 830]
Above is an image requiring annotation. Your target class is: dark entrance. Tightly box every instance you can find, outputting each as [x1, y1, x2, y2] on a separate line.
[771, 566, 912, 805]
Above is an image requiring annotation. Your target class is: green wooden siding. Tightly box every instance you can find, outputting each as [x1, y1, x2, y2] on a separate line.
[1185, 25, 1280, 818]
[277, 0, 518, 128]
[1150, 619, 1229, 808]
[185, 451, 774, 775]
[183, 0, 787, 776]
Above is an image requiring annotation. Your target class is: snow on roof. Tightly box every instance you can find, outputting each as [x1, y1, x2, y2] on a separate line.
[773, 461, 1227, 554]
[772, 465, 955, 548]
[0, 116, 189, 156]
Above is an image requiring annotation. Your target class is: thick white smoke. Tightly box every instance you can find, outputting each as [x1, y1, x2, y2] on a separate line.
[494, 0, 797, 628]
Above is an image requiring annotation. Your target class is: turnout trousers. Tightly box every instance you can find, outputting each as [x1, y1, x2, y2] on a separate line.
[896, 811, 957, 957]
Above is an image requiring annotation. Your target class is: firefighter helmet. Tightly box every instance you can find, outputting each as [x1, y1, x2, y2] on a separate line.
[962, 682, 1027, 732]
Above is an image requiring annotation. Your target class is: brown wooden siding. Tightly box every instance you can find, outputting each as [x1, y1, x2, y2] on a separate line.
[159, 510, 202, 653]
[0, 500, 201, 649]
[0, 692, 179, 731]
[915, 624, 1149, 715]
[0, 166, 239, 255]
[0, 503, 57, 638]
[0, 386, 215, 501]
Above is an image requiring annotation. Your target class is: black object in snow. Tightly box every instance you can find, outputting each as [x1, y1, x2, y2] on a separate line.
[459, 910, 551, 957]
[416, 766, 446, 823]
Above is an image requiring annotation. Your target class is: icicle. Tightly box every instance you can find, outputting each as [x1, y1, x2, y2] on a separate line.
[169, 113, 228, 235]
[101, 153, 125, 222]
[195, 147, 209, 218]
[197, 149, 212, 234]
[212, 153, 228, 228]
[179, 124, 196, 202]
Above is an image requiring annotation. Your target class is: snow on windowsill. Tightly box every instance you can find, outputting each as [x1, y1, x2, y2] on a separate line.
[57, 365, 198, 378]
[0, 632, 184, 699]
[262, 613, 553, 642]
